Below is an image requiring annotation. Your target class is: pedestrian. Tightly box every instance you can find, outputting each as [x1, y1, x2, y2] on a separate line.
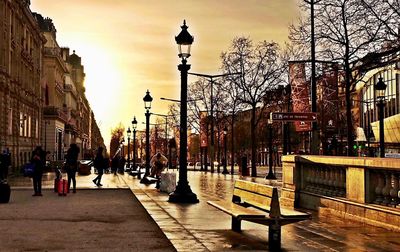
[150, 152, 168, 178]
[65, 143, 80, 193]
[118, 155, 126, 174]
[31, 146, 45, 196]
[111, 154, 119, 175]
[92, 147, 104, 186]
[0, 149, 11, 182]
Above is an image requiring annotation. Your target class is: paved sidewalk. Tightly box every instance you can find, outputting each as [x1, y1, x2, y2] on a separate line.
[7, 169, 400, 251]
[2, 180, 175, 251]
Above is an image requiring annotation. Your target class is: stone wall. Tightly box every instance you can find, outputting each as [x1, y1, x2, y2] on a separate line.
[282, 155, 400, 231]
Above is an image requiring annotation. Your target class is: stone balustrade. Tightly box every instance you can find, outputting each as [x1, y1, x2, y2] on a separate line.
[303, 165, 346, 197]
[281, 155, 400, 231]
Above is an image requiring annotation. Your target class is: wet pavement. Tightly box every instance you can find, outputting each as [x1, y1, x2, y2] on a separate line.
[6, 167, 400, 251]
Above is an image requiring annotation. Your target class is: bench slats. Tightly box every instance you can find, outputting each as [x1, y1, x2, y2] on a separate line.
[233, 188, 273, 211]
[235, 180, 275, 196]
[207, 200, 266, 218]
[280, 208, 310, 218]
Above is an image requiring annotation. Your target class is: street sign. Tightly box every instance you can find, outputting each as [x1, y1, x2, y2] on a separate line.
[270, 112, 317, 122]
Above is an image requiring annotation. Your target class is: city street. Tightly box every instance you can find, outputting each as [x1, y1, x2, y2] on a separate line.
[6, 168, 400, 251]
[2, 1, 400, 251]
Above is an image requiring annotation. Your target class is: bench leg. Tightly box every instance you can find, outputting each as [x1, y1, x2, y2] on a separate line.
[268, 224, 281, 251]
[232, 217, 241, 232]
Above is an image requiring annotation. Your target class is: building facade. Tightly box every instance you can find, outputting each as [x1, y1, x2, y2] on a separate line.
[34, 13, 68, 161]
[0, 1, 105, 172]
[34, 13, 102, 162]
[0, 0, 45, 170]
[355, 46, 400, 156]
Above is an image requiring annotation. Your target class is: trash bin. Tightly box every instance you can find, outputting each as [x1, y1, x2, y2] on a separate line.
[241, 156, 249, 176]
[78, 160, 92, 175]
[0, 182, 10, 203]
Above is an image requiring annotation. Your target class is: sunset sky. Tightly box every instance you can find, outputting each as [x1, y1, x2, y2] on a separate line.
[30, 0, 301, 148]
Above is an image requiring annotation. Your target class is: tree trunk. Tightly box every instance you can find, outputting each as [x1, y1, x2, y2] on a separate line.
[345, 63, 353, 156]
[251, 106, 257, 177]
[343, 6, 354, 157]
[230, 114, 235, 174]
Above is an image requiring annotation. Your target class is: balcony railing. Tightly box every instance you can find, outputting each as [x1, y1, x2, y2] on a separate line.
[43, 106, 68, 122]
[43, 47, 62, 57]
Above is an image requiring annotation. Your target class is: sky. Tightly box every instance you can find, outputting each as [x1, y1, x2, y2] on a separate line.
[30, 0, 301, 148]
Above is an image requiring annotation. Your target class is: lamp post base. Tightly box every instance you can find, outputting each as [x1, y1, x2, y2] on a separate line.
[265, 171, 277, 180]
[168, 182, 199, 203]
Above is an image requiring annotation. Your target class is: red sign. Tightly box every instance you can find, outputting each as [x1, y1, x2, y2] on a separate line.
[199, 111, 208, 147]
[271, 112, 317, 122]
[289, 62, 312, 132]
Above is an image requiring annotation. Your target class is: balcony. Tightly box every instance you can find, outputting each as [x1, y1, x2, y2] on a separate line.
[43, 106, 68, 122]
[43, 47, 62, 58]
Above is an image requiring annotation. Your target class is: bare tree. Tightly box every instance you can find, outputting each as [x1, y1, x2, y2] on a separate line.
[187, 78, 227, 171]
[289, 0, 387, 156]
[110, 123, 125, 158]
[220, 73, 245, 173]
[221, 37, 286, 177]
[361, 0, 400, 42]
[167, 103, 180, 130]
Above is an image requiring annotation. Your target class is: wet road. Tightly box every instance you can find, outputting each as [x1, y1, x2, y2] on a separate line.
[8, 168, 400, 251]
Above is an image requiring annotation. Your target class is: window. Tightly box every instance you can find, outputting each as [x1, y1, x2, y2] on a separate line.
[35, 119, 38, 139]
[19, 112, 24, 136]
[28, 115, 31, 138]
[7, 108, 12, 135]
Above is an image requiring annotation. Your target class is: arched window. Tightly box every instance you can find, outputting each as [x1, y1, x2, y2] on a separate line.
[361, 69, 399, 132]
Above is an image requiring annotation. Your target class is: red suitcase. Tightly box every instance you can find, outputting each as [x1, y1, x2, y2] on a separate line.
[57, 179, 68, 196]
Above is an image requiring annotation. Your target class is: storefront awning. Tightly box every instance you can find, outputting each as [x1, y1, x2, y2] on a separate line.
[355, 127, 367, 142]
[371, 113, 400, 143]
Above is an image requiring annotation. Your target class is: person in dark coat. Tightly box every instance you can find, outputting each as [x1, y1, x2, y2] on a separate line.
[111, 155, 119, 175]
[31, 146, 45, 196]
[0, 149, 11, 182]
[65, 143, 80, 193]
[92, 147, 104, 186]
[118, 156, 126, 174]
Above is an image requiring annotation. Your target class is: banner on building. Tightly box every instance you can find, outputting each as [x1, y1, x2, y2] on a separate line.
[289, 62, 312, 132]
[200, 111, 208, 147]
[317, 63, 339, 133]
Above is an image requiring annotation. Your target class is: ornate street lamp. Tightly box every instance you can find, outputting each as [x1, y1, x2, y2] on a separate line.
[222, 126, 229, 174]
[127, 127, 131, 170]
[375, 77, 387, 158]
[118, 137, 125, 174]
[141, 90, 153, 184]
[132, 116, 139, 177]
[169, 20, 198, 203]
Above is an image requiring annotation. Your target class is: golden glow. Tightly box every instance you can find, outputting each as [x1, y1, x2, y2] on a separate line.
[30, 0, 300, 147]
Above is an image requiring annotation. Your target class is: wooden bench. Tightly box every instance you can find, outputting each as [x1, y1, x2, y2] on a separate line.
[207, 179, 311, 250]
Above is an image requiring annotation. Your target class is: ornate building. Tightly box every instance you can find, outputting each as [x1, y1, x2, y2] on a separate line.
[0, 0, 45, 170]
[66, 50, 91, 159]
[0, 1, 104, 171]
[354, 46, 400, 156]
[33, 13, 101, 161]
[33, 13, 68, 161]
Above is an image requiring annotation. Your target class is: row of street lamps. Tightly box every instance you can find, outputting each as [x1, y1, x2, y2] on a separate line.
[126, 20, 198, 203]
